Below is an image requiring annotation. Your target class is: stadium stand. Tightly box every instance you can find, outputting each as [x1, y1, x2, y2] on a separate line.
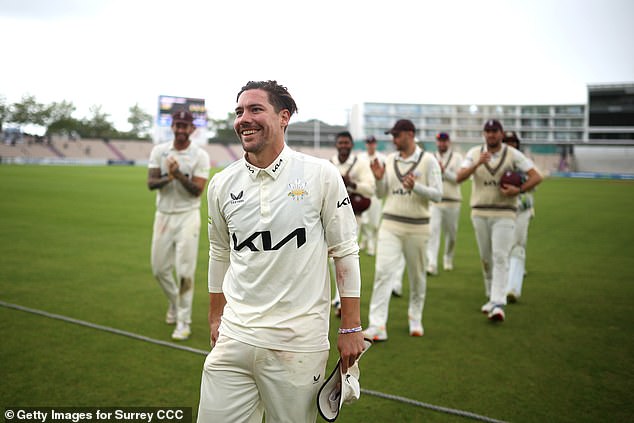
[201, 144, 238, 167]
[3, 136, 575, 175]
[109, 140, 154, 161]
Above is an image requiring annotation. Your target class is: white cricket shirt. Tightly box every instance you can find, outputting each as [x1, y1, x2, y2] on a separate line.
[148, 141, 210, 213]
[207, 145, 360, 352]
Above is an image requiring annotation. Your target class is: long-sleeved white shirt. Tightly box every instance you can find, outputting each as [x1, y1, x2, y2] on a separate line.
[207, 145, 361, 352]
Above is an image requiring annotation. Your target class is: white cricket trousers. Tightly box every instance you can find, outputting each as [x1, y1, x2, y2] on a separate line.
[359, 195, 382, 255]
[470, 215, 515, 305]
[507, 209, 532, 298]
[197, 335, 329, 423]
[368, 220, 429, 329]
[426, 204, 460, 270]
[150, 209, 200, 325]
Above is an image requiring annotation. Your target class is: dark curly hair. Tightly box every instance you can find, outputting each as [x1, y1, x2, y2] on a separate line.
[236, 80, 298, 116]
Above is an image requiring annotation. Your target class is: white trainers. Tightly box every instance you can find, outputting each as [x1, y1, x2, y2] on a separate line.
[481, 301, 495, 314]
[507, 292, 519, 303]
[171, 322, 191, 341]
[363, 326, 387, 342]
[488, 306, 505, 322]
[443, 260, 453, 271]
[165, 303, 176, 325]
[426, 266, 438, 276]
[409, 320, 424, 337]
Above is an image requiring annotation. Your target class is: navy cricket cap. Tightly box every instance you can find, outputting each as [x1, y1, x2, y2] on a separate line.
[436, 132, 450, 141]
[385, 119, 416, 135]
[483, 119, 503, 131]
[172, 110, 194, 125]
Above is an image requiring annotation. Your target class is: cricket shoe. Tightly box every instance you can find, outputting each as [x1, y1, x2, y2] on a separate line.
[488, 306, 505, 322]
[409, 320, 424, 337]
[363, 325, 387, 342]
[165, 303, 176, 325]
[426, 265, 438, 276]
[481, 301, 495, 314]
[507, 292, 519, 303]
[171, 322, 191, 341]
[443, 260, 453, 271]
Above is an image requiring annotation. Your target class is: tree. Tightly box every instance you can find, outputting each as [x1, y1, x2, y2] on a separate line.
[45, 100, 79, 137]
[0, 95, 8, 132]
[208, 112, 237, 144]
[127, 103, 153, 139]
[81, 105, 117, 139]
[10, 94, 48, 127]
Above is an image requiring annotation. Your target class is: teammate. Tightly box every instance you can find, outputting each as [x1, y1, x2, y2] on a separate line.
[358, 135, 385, 256]
[197, 80, 365, 423]
[358, 135, 406, 297]
[503, 131, 535, 303]
[330, 131, 376, 230]
[426, 132, 463, 275]
[456, 120, 542, 322]
[329, 131, 375, 316]
[147, 110, 210, 341]
[364, 119, 442, 341]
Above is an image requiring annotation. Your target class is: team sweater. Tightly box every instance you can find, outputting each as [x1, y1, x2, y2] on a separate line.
[330, 153, 376, 198]
[463, 144, 533, 218]
[434, 149, 463, 206]
[377, 147, 443, 226]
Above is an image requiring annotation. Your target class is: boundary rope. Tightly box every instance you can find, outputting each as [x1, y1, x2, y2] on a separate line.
[1, 300, 507, 423]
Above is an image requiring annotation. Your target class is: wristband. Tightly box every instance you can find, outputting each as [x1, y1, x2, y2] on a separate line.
[338, 326, 363, 334]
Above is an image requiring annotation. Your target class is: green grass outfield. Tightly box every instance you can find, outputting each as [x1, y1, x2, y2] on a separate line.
[1, 165, 633, 423]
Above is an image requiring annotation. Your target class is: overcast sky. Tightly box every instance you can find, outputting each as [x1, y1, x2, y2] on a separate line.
[1, 0, 633, 131]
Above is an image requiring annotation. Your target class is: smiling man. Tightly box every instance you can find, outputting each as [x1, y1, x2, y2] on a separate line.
[197, 81, 366, 423]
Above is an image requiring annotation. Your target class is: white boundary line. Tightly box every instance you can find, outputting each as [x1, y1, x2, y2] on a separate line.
[0, 300, 507, 423]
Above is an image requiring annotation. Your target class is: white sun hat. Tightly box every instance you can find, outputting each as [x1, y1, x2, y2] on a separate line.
[317, 338, 373, 422]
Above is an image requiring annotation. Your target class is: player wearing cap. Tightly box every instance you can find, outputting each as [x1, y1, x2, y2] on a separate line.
[329, 131, 375, 316]
[503, 131, 535, 303]
[426, 132, 464, 275]
[197, 81, 365, 423]
[147, 110, 210, 340]
[457, 120, 542, 322]
[363, 119, 443, 341]
[358, 135, 406, 298]
[358, 135, 385, 256]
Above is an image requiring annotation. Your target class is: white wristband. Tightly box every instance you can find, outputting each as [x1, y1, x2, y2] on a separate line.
[338, 326, 363, 334]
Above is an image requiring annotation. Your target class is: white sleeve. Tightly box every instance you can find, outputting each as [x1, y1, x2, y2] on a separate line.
[334, 254, 361, 298]
[148, 146, 160, 169]
[443, 153, 463, 183]
[460, 154, 474, 169]
[443, 169, 457, 182]
[374, 175, 388, 198]
[412, 156, 443, 202]
[207, 175, 231, 293]
[512, 149, 537, 173]
[322, 162, 359, 259]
